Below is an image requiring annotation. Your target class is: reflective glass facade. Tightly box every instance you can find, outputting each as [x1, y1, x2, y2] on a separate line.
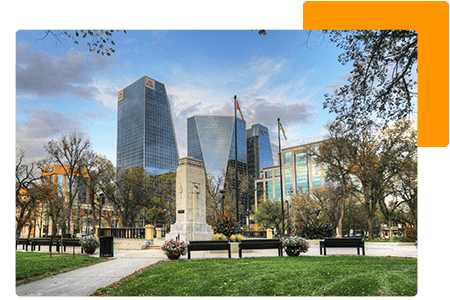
[187, 116, 246, 178]
[117, 76, 179, 175]
[254, 141, 332, 207]
[285, 168, 294, 197]
[295, 153, 309, 192]
[246, 124, 274, 177]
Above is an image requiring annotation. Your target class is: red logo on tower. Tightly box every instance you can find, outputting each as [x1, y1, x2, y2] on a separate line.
[145, 77, 156, 90]
[118, 90, 124, 101]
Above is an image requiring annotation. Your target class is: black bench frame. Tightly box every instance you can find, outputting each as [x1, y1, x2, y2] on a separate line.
[187, 240, 231, 259]
[59, 238, 84, 253]
[16, 238, 31, 251]
[30, 238, 56, 252]
[320, 237, 365, 255]
[238, 239, 283, 258]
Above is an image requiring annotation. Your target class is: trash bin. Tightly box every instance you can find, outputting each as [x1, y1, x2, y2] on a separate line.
[99, 236, 114, 257]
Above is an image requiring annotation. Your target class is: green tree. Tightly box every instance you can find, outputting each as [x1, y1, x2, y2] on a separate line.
[252, 197, 282, 234]
[310, 123, 357, 237]
[115, 168, 176, 228]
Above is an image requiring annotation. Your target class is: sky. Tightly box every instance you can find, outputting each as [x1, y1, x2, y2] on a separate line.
[16, 29, 354, 165]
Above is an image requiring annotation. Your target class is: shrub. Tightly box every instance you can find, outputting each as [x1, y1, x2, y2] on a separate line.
[402, 226, 417, 242]
[212, 233, 227, 241]
[209, 213, 240, 238]
[161, 238, 188, 257]
[251, 224, 262, 231]
[292, 219, 334, 239]
[230, 234, 244, 242]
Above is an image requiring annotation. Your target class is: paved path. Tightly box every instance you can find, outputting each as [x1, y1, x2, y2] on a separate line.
[15, 243, 417, 296]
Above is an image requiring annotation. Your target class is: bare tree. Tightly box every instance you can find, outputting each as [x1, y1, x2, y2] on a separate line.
[43, 133, 91, 233]
[37, 30, 127, 56]
[15, 148, 41, 238]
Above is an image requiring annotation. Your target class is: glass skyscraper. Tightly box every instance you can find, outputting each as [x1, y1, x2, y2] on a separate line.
[117, 76, 179, 175]
[187, 116, 247, 178]
[247, 124, 274, 212]
[246, 124, 274, 178]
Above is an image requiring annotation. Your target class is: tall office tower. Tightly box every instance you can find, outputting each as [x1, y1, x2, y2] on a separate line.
[271, 143, 280, 166]
[246, 124, 274, 217]
[246, 124, 274, 179]
[187, 116, 247, 178]
[117, 76, 179, 175]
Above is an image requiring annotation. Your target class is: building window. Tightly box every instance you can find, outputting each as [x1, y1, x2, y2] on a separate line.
[295, 153, 309, 193]
[284, 152, 292, 166]
[266, 181, 273, 201]
[285, 168, 293, 197]
[275, 179, 281, 200]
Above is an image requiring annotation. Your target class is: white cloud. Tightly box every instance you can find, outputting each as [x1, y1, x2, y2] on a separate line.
[16, 42, 114, 100]
[166, 56, 321, 157]
[16, 109, 91, 163]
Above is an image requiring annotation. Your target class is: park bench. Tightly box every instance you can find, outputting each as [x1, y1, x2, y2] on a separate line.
[30, 238, 55, 252]
[320, 237, 365, 256]
[58, 238, 84, 253]
[16, 238, 31, 251]
[187, 240, 231, 259]
[238, 238, 283, 258]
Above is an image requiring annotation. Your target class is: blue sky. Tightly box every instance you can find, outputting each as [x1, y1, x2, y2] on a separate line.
[16, 29, 354, 165]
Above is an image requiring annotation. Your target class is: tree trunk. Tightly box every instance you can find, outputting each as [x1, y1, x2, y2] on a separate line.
[367, 217, 374, 241]
[338, 200, 345, 237]
[16, 225, 23, 239]
[388, 217, 393, 242]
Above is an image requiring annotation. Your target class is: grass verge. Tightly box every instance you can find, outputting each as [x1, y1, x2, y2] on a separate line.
[92, 256, 417, 296]
[16, 251, 109, 286]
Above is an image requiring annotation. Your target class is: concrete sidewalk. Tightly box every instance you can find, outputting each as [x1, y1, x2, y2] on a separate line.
[15, 243, 417, 296]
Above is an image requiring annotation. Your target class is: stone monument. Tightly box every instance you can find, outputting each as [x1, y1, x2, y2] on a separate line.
[166, 157, 213, 241]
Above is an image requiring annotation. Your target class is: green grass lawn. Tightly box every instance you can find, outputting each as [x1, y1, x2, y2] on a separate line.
[362, 237, 405, 243]
[16, 251, 109, 285]
[92, 256, 417, 296]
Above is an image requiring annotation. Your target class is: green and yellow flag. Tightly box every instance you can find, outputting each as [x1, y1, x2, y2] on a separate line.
[280, 122, 287, 140]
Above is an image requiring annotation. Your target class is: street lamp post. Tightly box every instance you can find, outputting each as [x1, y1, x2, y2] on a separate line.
[234, 95, 239, 224]
[277, 118, 285, 235]
[286, 199, 290, 236]
[163, 209, 167, 237]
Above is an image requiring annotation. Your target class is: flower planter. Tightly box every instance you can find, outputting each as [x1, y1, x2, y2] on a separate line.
[161, 238, 187, 259]
[167, 253, 181, 260]
[280, 236, 310, 256]
[285, 246, 301, 257]
[84, 247, 97, 254]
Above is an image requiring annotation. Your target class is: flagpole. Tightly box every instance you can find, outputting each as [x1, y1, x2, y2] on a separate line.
[278, 118, 285, 235]
[234, 95, 239, 224]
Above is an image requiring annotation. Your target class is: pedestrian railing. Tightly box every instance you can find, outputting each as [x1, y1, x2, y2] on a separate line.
[98, 228, 145, 239]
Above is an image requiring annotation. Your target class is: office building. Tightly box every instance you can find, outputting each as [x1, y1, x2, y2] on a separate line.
[187, 115, 247, 178]
[246, 124, 274, 179]
[254, 140, 332, 207]
[117, 76, 179, 175]
[246, 124, 274, 216]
